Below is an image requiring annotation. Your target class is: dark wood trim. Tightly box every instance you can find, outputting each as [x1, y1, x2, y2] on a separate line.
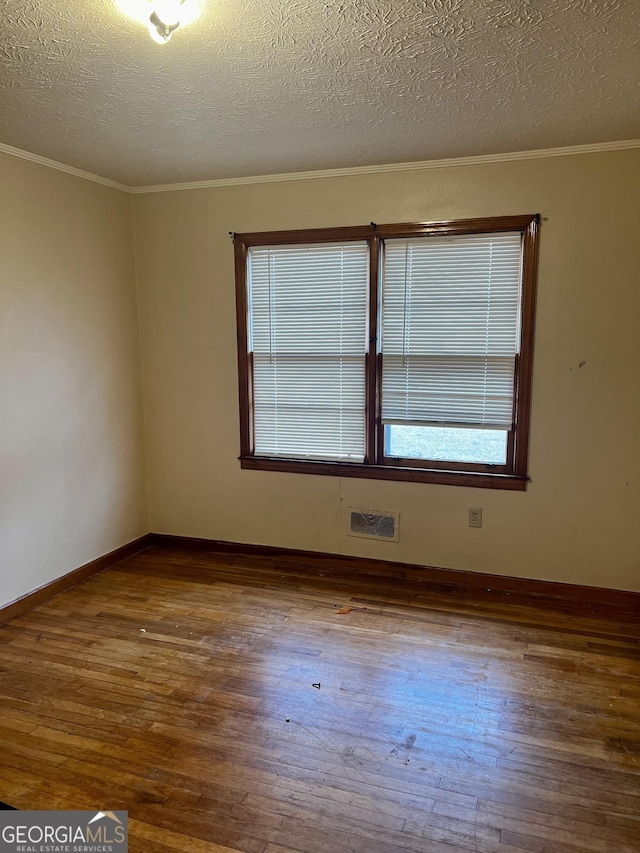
[148, 533, 640, 607]
[247, 351, 255, 456]
[235, 225, 374, 247]
[365, 235, 379, 463]
[506, 353, 518, 472]
[514, 214, 541, 478]
[234, 216, 540, 247]
[234, 215, 540, 486]
[0, 534, 153, 626]
[375, 353, 384, 462]
[234, 236, 251, 457]
[378, 454, 511, 475]
[373, 215, 540, 239]
[239, 454, 527, 489]
[3, 529, 635, 628]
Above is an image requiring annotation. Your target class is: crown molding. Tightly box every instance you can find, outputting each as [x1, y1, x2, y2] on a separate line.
[2, 138, 639, 195]
[0, 142, 130, 192]
[131, 139, 640, 194]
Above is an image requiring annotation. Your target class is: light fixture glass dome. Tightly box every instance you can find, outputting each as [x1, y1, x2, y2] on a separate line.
[154, 0, 183, 27]
[117, 0, 201, 43]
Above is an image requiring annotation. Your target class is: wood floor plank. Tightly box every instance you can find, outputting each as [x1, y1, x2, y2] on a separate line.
[0, 545, 638, 852]
[128, 819, 247, 853]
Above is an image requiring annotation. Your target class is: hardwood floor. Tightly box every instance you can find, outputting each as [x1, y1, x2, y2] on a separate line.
[0, 545, 638, 853]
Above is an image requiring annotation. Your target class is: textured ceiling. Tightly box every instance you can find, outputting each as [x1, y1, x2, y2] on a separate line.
[1, 0, 639, 186]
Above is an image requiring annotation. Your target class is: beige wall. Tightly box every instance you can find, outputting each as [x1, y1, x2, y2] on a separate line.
[0, 154, 148, 609]
[5, 147, 635, 606]
[133, 149, 640, 592]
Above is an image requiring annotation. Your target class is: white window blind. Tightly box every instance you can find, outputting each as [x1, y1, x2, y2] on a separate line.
[381, 233, 524, 430]
[248, 242, 369, 461]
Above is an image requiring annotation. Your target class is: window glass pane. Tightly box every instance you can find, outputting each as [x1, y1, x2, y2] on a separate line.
[385, 424, 507, 465]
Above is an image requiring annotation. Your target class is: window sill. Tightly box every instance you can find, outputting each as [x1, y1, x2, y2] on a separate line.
[239, 456, 528, 490]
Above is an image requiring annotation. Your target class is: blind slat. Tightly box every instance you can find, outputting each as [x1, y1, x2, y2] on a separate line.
[381, 233, 523, 429]
[249, 243, 368, 461]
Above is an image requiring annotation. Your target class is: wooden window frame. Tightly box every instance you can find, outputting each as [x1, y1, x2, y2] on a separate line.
[234, 215, 540, 491]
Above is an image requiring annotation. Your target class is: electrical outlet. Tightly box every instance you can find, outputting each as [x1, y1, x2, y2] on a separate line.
[469, 508, 482, 528]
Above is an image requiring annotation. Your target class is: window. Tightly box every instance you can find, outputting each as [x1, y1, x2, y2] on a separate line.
[234, 216, 539, 490]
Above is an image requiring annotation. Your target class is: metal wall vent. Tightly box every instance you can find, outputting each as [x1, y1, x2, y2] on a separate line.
[347, 508, 399, 542]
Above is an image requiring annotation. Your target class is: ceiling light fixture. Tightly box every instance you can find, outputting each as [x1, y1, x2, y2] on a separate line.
[148, 0, 185, 43]
[118, 0, 200, 44]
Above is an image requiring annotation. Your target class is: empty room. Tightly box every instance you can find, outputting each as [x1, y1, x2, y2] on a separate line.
[1, 0, 639, 851]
